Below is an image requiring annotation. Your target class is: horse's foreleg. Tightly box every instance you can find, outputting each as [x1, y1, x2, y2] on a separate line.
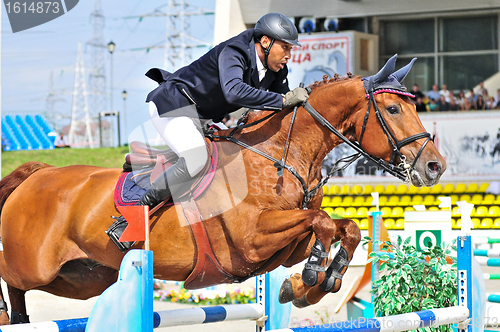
[280, 218, 361, 308]
[7, 286, 29, 324]
[0, 279, 10, 325]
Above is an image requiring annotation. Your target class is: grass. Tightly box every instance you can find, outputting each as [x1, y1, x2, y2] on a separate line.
[1, 147, 129, 178]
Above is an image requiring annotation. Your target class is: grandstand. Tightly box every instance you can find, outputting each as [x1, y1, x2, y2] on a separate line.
[321, 182, 500, 230]
[2, 114, 55, 151]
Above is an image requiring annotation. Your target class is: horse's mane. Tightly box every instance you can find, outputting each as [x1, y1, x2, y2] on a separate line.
[308, 72, 358, 91]
[244, 73, 360, 124]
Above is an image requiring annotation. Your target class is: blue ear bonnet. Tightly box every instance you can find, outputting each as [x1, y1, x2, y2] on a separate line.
[362, 54, 417, 97]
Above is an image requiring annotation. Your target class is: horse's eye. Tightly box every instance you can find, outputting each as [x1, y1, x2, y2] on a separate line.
[386, 105, 399, 114]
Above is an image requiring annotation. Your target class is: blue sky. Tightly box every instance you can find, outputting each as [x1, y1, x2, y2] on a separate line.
[2, 0, 215, 144]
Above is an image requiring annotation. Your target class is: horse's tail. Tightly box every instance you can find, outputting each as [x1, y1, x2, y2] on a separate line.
[0, 162, 52, 216]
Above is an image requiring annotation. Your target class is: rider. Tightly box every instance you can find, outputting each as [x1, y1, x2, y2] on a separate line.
[106, 12, 310, 252]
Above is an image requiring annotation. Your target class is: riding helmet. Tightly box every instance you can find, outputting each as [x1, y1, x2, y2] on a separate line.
[254, 13, 301, 46]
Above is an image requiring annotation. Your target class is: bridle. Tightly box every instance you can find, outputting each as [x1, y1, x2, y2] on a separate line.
[207, 80, 433, 209]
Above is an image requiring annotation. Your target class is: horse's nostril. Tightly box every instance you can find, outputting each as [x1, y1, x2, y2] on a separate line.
[426, 161, 441, 177]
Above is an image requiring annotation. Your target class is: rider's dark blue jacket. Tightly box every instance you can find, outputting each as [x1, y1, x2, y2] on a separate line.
[146, 29, 290, 120]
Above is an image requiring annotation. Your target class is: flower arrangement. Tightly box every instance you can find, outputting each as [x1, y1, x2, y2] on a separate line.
[153, 281, 256, 305]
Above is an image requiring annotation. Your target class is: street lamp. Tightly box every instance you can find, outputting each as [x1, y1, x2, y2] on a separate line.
[107, 41, 115, 146]
[122, 90, 127, 146]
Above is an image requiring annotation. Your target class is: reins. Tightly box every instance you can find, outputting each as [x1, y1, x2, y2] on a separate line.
[207, 80, 433, 210]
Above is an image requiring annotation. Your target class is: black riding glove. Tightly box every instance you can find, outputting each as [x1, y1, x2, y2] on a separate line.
[282, 87, 309, 109]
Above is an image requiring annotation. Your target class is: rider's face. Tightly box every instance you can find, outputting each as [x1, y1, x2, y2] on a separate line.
[260, 36, 292, 72]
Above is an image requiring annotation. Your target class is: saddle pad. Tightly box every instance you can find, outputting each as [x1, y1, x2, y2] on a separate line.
[114, 141, 219, 207]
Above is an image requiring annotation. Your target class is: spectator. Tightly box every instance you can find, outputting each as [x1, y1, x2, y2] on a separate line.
[468, 89, 478, 108]
[456, 90, 470, 110]
[426, 84, 441, 101]
[414, 97, 428, 112]
[449, 96, 460, 111]
[54, 133, 70, 148]
[427, 98, 438, 111]
[493, 89, 500, 108]
[474, 81, 488, 97]
[439, 84, 452, 102]
[473, 94, 486, 110]
[486, 96, 496, 110]
[437, 95, 450, 111]
[410, 84, 424, 103]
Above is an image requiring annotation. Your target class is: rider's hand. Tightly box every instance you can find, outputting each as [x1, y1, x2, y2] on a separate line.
[282, 87, 309, 109]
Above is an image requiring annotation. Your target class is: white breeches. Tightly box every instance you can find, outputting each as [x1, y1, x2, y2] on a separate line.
[149, 101, 227, 177]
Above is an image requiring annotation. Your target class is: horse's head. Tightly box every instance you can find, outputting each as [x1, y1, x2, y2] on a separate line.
[303, 54, 445, 187]
[353, 54, 446, 186]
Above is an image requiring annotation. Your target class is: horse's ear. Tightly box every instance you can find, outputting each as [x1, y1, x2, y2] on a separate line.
[391, 58, 417, 83]
[372, 54, 398, 84]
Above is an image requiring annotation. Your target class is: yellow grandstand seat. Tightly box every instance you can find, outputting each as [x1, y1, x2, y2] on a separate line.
[341, 196, 354, 207]
[452, 218, 460, 229]
[471, 194, 483, 205]
[454, 183, 467, 194]
[334, 207, 345, 217]
[396, 184, 407, 195]
[352, 196, 365, 207]
[455, 218, 462, 229]
[395, 218, 405, 229]
[391, 207, 404, 218]
[411, 195, 423, 205]
[442, 183, 454, 194]
[459, 194, 471, 203]
[351, 218, 360, 226]
[329, 185, 341, 196]
[381, 207, 392, 218]
[374, 185, 385, 194]
[384, 184, 396, 195]
[362, 185, 374, 195]
[430, 184, 443, 194]
[384, 218, 395, 229]
[489, 206, 500, 217]
[483, 194, 495, 205]
[423, 195, 435, 205]
[404, 206, 415, 212]
[351, 185, 363, 195]
[452, 206, 460, 217]
[481, 218, 493, 229]
[359, 218, 368, 230]
[408, 185, 418, 194]
[466, 183, 479, 193]
[450, 194, 459, 205]
[323, 207, 334, 217]
[495, 195, 500, 204]
[494, 218, 500, 229]
[378, 196, 388, 206]
[478, 183, 489, 193]
[356, 207, 368, 218]
[329, 196, 342, 207]
[472, 218, 481, 228]
[368, 206, 377, 213]
[340, 185, 350, 195]
[419, 186, 431, 195]
[321, 197, 331, 207]
[344, 207, 357, 218]
[473, 206, 488, 217]
[428, 206, 439, 211]
[398, 195, 412, 206]
[386, 196, 400, 206]
[323, 186, 329, 195]
[364, 195, 374, 206]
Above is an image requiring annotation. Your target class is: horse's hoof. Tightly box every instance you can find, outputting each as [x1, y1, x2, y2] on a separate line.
[279, 279, 296, 304]
[301, 268, 318, 287]
[292, 295, 311, 308]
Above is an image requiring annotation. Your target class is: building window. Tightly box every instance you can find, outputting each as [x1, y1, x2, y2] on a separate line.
[380, 14, 499, 92]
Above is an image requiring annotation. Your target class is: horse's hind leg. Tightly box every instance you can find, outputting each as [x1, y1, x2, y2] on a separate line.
[280, 218, 360, 308]
[7, 286, 29, 324]
[0, 280, 10, 325]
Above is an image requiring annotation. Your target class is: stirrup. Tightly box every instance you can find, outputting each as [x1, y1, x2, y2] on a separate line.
[105, 216, 136, 253]
[10, 311, 29, 324]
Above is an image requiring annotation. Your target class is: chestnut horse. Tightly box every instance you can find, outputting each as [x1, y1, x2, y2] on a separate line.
[0, 56, 445, 324]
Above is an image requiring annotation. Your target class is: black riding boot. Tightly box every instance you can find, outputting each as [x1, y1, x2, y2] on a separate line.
[106, 157, 193, 252]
